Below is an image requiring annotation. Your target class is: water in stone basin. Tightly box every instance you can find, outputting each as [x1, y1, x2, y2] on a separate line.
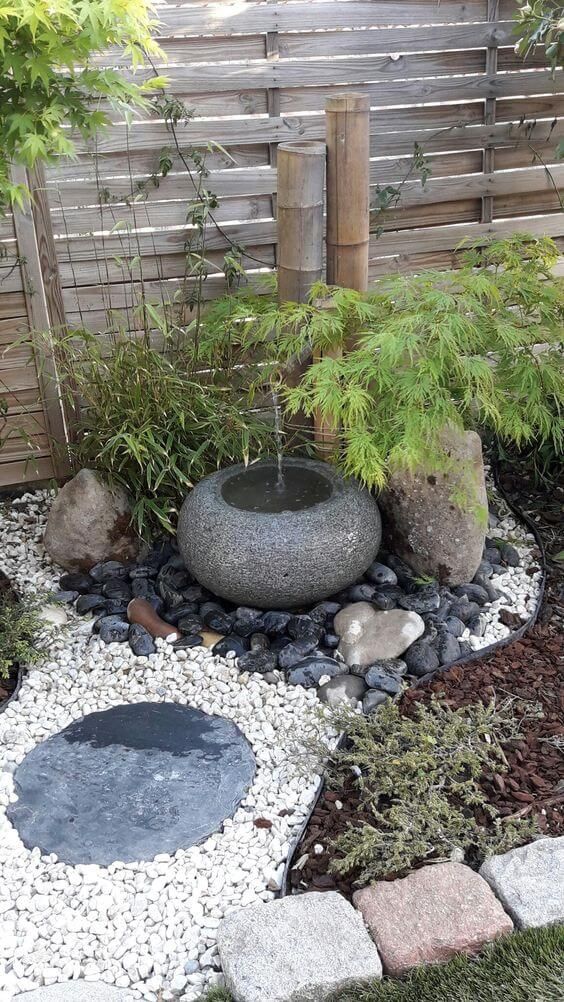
[222, 462, 333, 514]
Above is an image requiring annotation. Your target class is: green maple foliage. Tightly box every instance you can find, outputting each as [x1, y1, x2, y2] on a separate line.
[0, 0, 166, 207]
[200, 234, 564, 495]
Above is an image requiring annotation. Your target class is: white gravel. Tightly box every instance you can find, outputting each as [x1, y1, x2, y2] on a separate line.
[0, 487, 543, 1000]
[0, 491, 330, 1001]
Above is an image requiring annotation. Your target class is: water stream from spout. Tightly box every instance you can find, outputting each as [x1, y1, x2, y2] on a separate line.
[272, 389, 285, 490]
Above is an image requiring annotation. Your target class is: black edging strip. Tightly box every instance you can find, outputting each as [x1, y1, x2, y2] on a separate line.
[279, 467, 548, 898]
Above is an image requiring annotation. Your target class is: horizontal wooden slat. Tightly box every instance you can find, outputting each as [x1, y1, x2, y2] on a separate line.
[50, 193, 274, 238]
[0, 455, 55, 488]
[0, 292, 26, 321]
[122, 50, 488, 92]
[58, 245, 276, 287]
[368, 211, 564, 259]
[279, 22, 516, 57]
[0, 412, 49, 462]
[154, 0, 493, 36]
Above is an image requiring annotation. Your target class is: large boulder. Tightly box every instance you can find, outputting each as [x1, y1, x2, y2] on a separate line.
[43, 469, 140, 571]
[379, 428, 488, 586]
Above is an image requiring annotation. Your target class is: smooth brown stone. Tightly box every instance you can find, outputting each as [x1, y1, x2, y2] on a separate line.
[127, 598, 180, 641]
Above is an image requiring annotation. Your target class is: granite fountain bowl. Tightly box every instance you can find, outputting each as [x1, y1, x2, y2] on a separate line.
[177, 457, 382, 609]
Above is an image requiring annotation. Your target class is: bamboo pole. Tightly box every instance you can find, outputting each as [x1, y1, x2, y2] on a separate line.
[326, 92, 370, 291]
[277, 140, 326, 440]
[315, 93, 370, 456]
[277, 140, 326, 304]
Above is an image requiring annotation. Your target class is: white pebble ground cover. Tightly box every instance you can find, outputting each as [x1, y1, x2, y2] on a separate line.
[0, 492, 329, 1001]
[0, 488, 543, 1001]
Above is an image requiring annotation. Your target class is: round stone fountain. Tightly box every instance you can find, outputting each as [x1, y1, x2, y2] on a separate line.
[177, 457, 382, 608]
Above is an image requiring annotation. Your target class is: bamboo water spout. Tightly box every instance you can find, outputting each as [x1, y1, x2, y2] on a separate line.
[277, 139, 326, 438]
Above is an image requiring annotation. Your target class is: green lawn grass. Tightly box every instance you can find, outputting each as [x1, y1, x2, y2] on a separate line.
[202, 926, 564, 1002]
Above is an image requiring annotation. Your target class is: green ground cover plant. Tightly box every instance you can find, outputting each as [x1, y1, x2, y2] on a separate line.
[315, 697, 535, 883]
[0, 590, 46, 679]
[201, 235, 564, 499]
[48, 324, 275, 537]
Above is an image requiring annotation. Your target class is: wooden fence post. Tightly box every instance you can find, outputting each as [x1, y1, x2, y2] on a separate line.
[315, 93, 370, 456]
[11, 163, 74, 478]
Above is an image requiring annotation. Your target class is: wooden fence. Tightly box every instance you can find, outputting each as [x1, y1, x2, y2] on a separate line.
[1, 0, 563, 487]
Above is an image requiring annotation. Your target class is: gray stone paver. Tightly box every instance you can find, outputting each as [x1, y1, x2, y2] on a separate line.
[217, 891, 382, 1002]
[480, 836, 564, 928]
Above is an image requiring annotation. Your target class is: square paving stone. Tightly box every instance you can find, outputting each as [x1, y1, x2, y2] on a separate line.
[480, 836, 564, 929]
[217, 891, 382, 1002]
[353, 862, 513, 976]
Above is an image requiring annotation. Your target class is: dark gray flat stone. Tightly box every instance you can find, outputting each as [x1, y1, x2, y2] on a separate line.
[8, 702, 255, 866]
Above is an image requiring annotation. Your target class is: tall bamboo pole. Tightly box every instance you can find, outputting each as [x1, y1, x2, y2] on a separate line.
[315, 93, 370, 455]
[277, 140, 326, 441]
[277, 140, 326, 304]
[326, 92, 370, 291]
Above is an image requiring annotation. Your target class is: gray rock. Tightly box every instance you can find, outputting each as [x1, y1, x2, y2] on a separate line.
[334, 603, 425, 666]
[277, 638, 319, 669]
[364, 663, 405, 695]
[237, 650, 278, 674]
[468, 614, 487, 638]
[43, 469, 140, 572]
[454, 583, 490, 606]
[398, 591, 441, 615]
[480, 837, 564, 928]
[288, 656, 347, 688]
[97, 615, 129, 644]
[363, 690, 390, 713]
[436, 630, 461, 666]
[128, 623, 156, 656]
[213, 636, 249, 659]
[317, 674, 367, 707]
[378, 428, 487, 586]
[8, 703, 255, 866]
[357, 657, 407, 679]
[403, 640, 440, 676]
[444, 616, 466, 638]
[177, 458, 382, 609]
[499, 542, 520, 567]
[217, 892, 382, 1002]
[365, 561, 398, 586]
[485, 546, 502, 566]
[15, 985, 134, 1001]
[448, 599, 481, 624]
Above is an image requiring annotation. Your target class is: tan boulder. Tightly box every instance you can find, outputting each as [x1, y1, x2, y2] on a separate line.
[43, 469, 140, 571]
[379, 428, 487, 586]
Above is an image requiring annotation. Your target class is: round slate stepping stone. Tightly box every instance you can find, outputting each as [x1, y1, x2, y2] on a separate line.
[8, 702, 255, 866]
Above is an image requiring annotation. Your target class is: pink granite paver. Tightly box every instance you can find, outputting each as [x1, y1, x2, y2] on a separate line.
[353, 862, 513, 975]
